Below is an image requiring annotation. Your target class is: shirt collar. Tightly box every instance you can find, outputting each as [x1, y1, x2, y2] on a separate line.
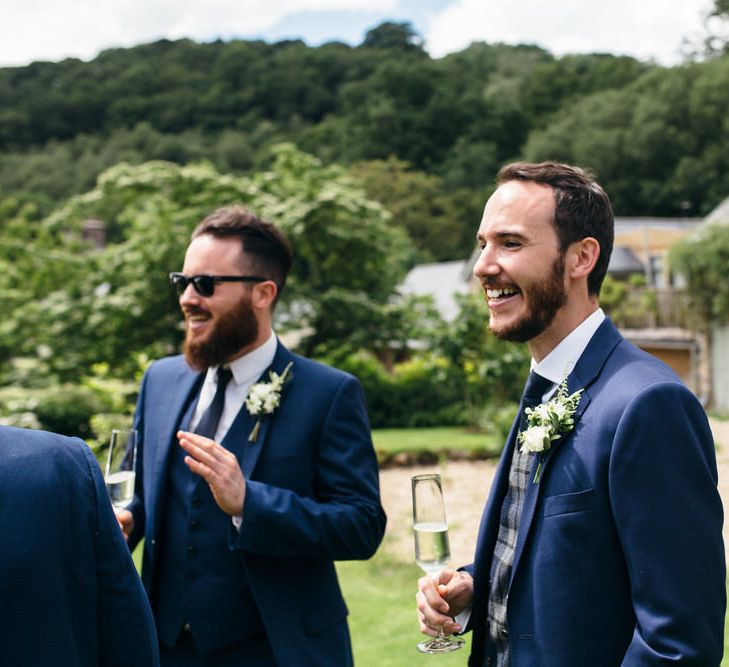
[213, 331, 278, 387]
[532, 309, 605, 385]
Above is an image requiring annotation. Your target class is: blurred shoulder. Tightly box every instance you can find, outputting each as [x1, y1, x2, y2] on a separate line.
[0, 425, 95, 480]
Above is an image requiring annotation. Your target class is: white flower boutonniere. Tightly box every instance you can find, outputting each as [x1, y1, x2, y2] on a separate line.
[518, 377, 583, 484]
[245, 361, 293, 442]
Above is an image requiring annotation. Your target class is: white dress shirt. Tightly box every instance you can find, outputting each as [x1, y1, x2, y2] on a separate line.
[190, 331, 278, 443]
[531, 308, 605, 400]
[189, 332, 277, 527]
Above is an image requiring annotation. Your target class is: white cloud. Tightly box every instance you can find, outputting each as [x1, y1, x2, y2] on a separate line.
[0, 0, 715, 67]
[0, 0, 399, 67]
[424, 0, 714, 64]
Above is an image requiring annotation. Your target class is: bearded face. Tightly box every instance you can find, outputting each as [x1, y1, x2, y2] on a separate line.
[183, 290, 259, 371]
[486, 251, 567, 343]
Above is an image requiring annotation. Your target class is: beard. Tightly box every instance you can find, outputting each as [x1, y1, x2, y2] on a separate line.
[488, 253, 567, 343]
[183, 294, 259, 370]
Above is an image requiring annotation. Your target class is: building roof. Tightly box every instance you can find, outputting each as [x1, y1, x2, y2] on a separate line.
[608, 245, 644, 277]
[704, 197, 729, 225]
[614, 216, 702, 232]
[399, 259, 472, 321]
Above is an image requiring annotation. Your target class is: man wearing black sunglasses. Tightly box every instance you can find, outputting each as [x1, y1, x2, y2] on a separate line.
[116, 205, 386, 666]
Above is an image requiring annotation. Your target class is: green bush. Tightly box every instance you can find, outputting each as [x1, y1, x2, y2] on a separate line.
[0, 384, 104, 438]
[0, 364, 138, 448]
[334, 351, 466, 428]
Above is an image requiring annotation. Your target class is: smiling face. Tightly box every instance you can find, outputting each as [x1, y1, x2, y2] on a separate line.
[179, 234, 262, 370]
[473, 180, 570, 355]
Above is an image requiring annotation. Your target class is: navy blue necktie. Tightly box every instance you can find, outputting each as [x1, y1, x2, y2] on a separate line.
[194, 367, 233, 439]
[519, 371, 553, 430]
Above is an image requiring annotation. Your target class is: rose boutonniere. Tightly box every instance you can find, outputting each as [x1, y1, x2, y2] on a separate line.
[518, 377, 583, 484]
[245, 361, 293, 442]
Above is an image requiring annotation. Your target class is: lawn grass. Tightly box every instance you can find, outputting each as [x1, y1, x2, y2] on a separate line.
[372, 426, 502, 465]
[337, 551, 470, 666]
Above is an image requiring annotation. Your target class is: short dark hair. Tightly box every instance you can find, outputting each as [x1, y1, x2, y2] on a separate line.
[497, 161, 614, 295]
[192, 206, 293, 304]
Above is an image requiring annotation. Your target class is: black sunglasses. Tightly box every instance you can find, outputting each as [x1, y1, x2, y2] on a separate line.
[169, 272, 269, 297]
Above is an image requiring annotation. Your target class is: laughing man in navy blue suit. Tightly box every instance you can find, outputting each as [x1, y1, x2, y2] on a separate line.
[115, 206, 386, 666]
[417, 162, 725, 665]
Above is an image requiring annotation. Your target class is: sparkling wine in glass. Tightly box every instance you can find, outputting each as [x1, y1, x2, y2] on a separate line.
[105, 429, 138, 509]
[412, 473, 465, 654]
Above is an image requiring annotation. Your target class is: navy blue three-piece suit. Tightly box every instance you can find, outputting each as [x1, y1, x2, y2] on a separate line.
[127, 341, 386, 665]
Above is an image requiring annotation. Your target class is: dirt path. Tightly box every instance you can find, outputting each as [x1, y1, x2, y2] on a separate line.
[379, 418, 729, 568]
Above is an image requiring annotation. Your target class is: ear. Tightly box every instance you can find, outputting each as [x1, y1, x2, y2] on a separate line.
[251, 280, 278, 310]
[566, 237, 600, 281]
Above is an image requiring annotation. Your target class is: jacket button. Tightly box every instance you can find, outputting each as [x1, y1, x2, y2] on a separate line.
[185, 572, 196, 582]
[187, 546, 198, 557]
[192, 497, 202, 507]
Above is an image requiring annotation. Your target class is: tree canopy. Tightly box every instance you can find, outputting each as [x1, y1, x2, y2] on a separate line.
[0, 145, 410, 379]
[7, 24, 728, 238]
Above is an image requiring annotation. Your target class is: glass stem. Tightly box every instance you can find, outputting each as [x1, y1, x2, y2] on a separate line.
[431, 571, 447, 640]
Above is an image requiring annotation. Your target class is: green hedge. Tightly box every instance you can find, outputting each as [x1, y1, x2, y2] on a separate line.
[335, 352, 467, 428]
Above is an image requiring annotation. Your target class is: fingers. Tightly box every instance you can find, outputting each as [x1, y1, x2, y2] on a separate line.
[177, 431, 245, 517]
[114, 507, 134, 541]
[415, 575, 462, 637]
[178, 431, 234, 467]
[418, 575, 451, 614]
[178, 432, 237, 481]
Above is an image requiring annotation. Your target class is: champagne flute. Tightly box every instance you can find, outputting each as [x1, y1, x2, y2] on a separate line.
[105, 429, 138, 509]
[412, 473, 465, 654]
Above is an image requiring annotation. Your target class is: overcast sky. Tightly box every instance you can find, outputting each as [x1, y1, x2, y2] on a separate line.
[0, 0, 715, 69]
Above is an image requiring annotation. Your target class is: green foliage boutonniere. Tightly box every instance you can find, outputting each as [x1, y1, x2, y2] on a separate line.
[518, 377, 583, 484]
[244, 362, 293, 442]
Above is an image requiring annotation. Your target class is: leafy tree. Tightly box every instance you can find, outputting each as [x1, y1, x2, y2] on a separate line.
[427, 292, 530, 424]
[696, 0, 729, 56]
[669, 223, 729, 326]
[349, 157, 473, 261]
[0, 145, 410, 379]
[361, 22, 425, 51]
[524, 59, 729, 216]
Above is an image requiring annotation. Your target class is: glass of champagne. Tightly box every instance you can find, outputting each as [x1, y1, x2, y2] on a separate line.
[412, 473, 465, 654]
[105, 429, 138, 510]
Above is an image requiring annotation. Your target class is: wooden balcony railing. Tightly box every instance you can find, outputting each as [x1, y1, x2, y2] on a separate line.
[603, 287, 692, 329]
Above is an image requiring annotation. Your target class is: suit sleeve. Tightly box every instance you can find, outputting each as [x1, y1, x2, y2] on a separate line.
[610, 382, 725, 665]
[231, 374, 386, 560]
[80, 443, 160, 667]
[127, 369, 150, 551]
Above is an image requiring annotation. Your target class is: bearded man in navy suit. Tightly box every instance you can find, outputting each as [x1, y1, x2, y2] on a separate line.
[115, 205, 386, 666]
[0, 426, 159, 666]
[417, 162, 725, 665]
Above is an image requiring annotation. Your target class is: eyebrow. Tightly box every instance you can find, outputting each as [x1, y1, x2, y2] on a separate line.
[477, 230, 530, 243]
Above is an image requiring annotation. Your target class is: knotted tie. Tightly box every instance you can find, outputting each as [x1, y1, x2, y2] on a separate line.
[194, 366, 233, 439]
[486, 370, 553, 666]
[519, 371, 554, 429]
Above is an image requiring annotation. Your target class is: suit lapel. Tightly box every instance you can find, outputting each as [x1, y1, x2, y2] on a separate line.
[224, 343, 296, 478]
[510, 318, 623, 583]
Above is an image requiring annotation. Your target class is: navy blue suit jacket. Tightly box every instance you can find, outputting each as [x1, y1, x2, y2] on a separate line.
[128, 342, 386, 665]
[467, 319, 725, 666]
[0, 426, 159, 667]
